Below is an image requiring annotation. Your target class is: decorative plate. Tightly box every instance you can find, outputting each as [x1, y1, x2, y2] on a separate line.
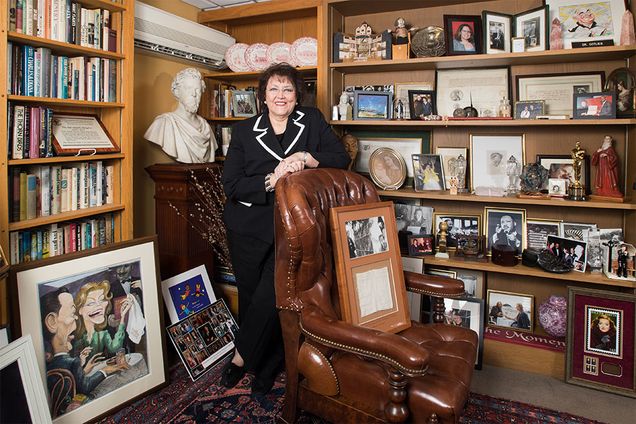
[290, 37, 317, 67]
[225, 43, 250, 72]
[266, 42, 292, 65]
[245, 43, 270, 71]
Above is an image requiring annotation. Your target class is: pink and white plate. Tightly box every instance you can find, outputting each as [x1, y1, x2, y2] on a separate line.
[245, 43, 270, 71]
[225, 43, 250, 72]
[266, 42, 292, 65]
[290, 37, 317, 67]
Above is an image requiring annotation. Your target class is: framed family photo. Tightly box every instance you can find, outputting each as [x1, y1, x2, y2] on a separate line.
[369, 147, 407, 190]
[537, 154, 590, 194]
[514, 100, 545, 119]
[408, 90, 436, 119]
[484, 207, 527, 254]
[547, 235, 588, 272]
[567, 287, 635, 397]
[161, 264, 217, 324]
[231, 90, 257, 117]
[573, 92, 616, 119]
[330, 202, 410, 333]
[407, 234, 435, 256]
[433, 213, 481, 250]
[513, 6, 549, 52]
[10, 237, 167, 423]
[412, 154, 445, 191]
[470, 134, 525, 191]
[482, 11, 512, 54]
[394, 82, 433, 119]
[443, 15, 482, 55]
[487, 289, 534, 333]
[353, 90, 393, 120]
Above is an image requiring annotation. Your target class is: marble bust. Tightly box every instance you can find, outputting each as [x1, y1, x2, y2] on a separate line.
[145, 68, 217, 163]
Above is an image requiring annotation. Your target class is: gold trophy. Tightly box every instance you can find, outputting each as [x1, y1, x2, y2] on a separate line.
[568, 141, 586, 201]
[435, 220, 450, 259]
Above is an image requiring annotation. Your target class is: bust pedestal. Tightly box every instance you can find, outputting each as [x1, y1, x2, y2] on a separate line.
[146, 163, 220, 280]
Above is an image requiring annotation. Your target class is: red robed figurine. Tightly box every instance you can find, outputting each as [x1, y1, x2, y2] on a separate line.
[592, 135, 623, 198]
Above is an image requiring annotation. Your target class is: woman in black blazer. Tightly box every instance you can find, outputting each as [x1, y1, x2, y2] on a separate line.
[221, 63, 350, 394]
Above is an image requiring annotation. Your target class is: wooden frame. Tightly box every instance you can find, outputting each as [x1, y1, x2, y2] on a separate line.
[567, 286, 636, 397]
[161, 264, 217, 324]
[9, 237, 167, 423]
[330, 202, 410, 333]
[443, 14, 483, 55]
[487, 289, 535, 333]
[0, 335, 52, 424]
[513, 6, 549, 52]
[51, 114, 120, 156]
[482, 10, 512, 54]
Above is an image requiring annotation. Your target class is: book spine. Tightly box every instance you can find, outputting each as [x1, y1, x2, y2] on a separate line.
[11, 168, 21, 221]
[26, 173, 37, 220]
[19, 172, 26, 220]
[42, 230, 50, 258]
[51, 165, 61, 215]
[79, 161, 88, 209]
[59, 168, 69, 213]
[37, 0, 45, 37]
[12, 105, 25, 159]
[49, 223, 58, 256]
[89, 161, 97, 207]
[9, 0, 17, 32]
[40, 165, 51, 216]
[16, 0, 24, 34]
[96, 161, 103, 206]
[29, 106, 39, 159]
[25, 0, 33, 36]
[70, 166, 78, 211]
[105, 165, 114, 204]
[10, 232, 20, 265]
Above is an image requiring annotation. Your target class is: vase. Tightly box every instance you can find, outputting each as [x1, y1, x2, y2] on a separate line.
[538, 295, 567, 338]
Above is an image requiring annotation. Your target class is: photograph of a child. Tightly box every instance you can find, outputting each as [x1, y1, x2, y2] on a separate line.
[586, 307, 620, 357]
[413, 154, 445, 191]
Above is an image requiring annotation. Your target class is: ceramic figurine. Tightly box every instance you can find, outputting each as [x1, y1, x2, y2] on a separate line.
[621, 9, 636, 45]
[338, 92, 352, 120]
[549, 18, 563, 50]
[145, 68, 217, 163]
[591, 135, 623, 198]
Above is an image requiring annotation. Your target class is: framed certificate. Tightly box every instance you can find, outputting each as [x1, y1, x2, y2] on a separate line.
[52, 114, 120, 155]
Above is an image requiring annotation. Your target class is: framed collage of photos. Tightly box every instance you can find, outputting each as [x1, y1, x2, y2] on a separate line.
[567, 287, 635, 397]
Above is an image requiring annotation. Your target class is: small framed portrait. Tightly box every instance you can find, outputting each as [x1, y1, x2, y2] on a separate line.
[433, 213, 481, 250]
[513, 6, 549, 52]
[394, 82, 433, 119]
[547, 235, 588, 272]
[443, 15, 482, 55]
[484, 207, 527, 254]
[482, 11, 512, 54]
[470, 134, 525, 191]
[514, 100, 545, 119]
[368, 147, 407, 190]
[438, 297, 485, 368]
[407, 90, 436, 119]
[353, 90, 393, 120]
[573, 92, 616, 119]
[231, 90, 257, 117]
[536, 154, 590, 194]
[567, 287, 636, 397]
[412, 154, 445, 191]
[487, 290, 534, 333]
[407, 234, 435, 256]
[548, 178, 568, 197]
[396, 204, 434, 235]
[605, 67, 636, 118]
[527, 218, 562, 250]
[559, 222, 597, 242]
[511, 36, 525, 52]
[436, 147, 468, 190]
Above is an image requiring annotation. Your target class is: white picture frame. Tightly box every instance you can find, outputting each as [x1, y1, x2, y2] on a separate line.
[470, 134, 525, 191]
[0, 335, 52, 424]
[394, 82, 434, 119]
[355, 137, 424, 178]
[161, 265, 217, 324]
[482, 11, 513, 54]
[436, 67, 510, 117]
[436, 146, 468, 190]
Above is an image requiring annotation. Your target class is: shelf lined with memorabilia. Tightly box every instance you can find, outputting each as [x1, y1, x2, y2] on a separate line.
[325, 0, 636, 379]
[0, 0, 134, 275]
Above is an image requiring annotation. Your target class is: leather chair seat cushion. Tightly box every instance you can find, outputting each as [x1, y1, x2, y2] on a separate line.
[327, 324, 477, 423]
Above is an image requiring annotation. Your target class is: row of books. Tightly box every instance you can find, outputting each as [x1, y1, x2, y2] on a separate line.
[10, 161, 115, 222]
[8, 42, 118, 102]
[8, 0, 117, 51]
[8, 104, 54, 159]
[9, 213, 116, 264]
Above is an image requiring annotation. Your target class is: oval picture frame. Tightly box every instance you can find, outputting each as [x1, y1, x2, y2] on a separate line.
[369, 147, 407, 190]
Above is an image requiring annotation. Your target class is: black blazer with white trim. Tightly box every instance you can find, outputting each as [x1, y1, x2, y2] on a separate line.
[222, 106, 350, 242]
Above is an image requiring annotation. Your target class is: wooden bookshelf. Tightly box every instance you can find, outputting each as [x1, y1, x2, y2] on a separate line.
[8, 204, 125, 231]
[8, 31, 125, 59]
[331, 118, 636, 127]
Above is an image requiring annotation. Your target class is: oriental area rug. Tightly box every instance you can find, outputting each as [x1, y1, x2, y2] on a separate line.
[100, 360, 604, 424]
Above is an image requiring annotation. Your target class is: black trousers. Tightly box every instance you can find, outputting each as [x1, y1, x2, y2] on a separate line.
[227, 230, 284, 379]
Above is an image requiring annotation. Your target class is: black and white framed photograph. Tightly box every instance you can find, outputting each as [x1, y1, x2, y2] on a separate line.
[394, 203, 434, 235]
[548, 178, 569, 197]
[412, 154, 445, 191]
[408, 90, 436, 119]
[433, 213, 481, 250]
[560, 222, 597, 242]
[487, 289, 534, 332]
[513, 6, 549, 52]
[0, 335, 52, 424]
[353, 90, 393, 120]
[449, 268, 485, 299]
[345, 215, 390, 259]
[436, 67, 510, 117]
[482, 10, 512, 54]
[527, 218, 562, 250]
[436, 147, 468, 190]
[231, 90, 257, 117]
[438, 297, 485, 368]
[443, 14, 483, 55]
[514, 100, 545, 119]
[484, 207, 527, 254]
[536, 154, 590, 194]
[470, 134, 525, 191]
[394, 82, 433, 119]
[407, 234, 435, 256]
[547, 235, 588, 272]
[573, 92, 616, 119]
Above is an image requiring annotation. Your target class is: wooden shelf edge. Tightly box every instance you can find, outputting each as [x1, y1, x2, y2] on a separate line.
[8, 153, 125, 166]
[420, 256, 636, 288]
[198, 0, 319, 24]
[7, 95, 124, 107]
[82, 0, 127, 12]
[332, 119, 636, 126]
[204, 66, 317, 81]
[8, 32, 125, 59]
[379, 189, 636, 210]
[9, 204, 125, 231]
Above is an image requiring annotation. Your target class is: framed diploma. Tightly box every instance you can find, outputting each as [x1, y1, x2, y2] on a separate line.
[52, 114, 120, 155]
[329, 201, 410, 333]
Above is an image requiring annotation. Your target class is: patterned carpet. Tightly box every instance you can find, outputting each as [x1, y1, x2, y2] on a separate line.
[100, 359, 605, 424]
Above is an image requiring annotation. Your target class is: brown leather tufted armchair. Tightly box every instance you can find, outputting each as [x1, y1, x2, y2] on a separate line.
[274, 168, 478, 424]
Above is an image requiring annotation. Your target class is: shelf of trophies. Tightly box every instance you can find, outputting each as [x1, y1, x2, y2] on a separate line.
[331, 119, 636, 127]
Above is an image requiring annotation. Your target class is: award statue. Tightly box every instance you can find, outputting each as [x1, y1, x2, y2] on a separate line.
[568, 141, 586, 201]
[435, 220, 450, 259]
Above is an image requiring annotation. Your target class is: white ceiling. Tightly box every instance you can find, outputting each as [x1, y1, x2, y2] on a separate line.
[181, 0, 270, 10]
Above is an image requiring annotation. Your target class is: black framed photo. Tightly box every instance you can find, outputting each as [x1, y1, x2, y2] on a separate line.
[433, 213, 481, 250]
[484, 207, 526, 254]
[443, 15, 482, 55]
[407, 90, 436, 119]
[412, 153, 445, 191]
[573, 92, 616, 119]
[547, 235, 588, 272]
[513, 6, 549, 52]
[514, 100, 545, 119]
[536, 154, 590, 194]
[407, 234, 435, 256]
[438, 297, 485, 368]
[482, 10, 512, 54]
[605, 67, 636, 118]
[353, 90, 393, 120]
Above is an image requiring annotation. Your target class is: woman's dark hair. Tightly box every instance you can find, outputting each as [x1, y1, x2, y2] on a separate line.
[454, 23, 474, 42]
[257, 62, 305, 110]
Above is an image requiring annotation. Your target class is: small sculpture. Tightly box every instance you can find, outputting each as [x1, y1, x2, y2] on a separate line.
[604, 243, 636, 281]
[390, 17, 416, 45]
[617, 244, 630, 278]
[448, 175, 459, 195]
[568, 141, 586, 201]
[519, 162, 548, 195]
[394, 99, 405, 120]
[621, 9, 636, 46]
[498, 96, 511, 117]
[341, 134, 359, 171]
[505, 155, 521, 195]
[145, 68, 217, 163]
[591, 135, 622, 198]
[338, 92, 352, 120]
[455, 154, 467, 192]
[435, 220, 450, 259]
[549, 18, 564, 50]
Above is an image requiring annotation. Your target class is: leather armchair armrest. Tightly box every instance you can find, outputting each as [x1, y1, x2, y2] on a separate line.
[299, 305, 429, 376]
[404, 271, 464, 298]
